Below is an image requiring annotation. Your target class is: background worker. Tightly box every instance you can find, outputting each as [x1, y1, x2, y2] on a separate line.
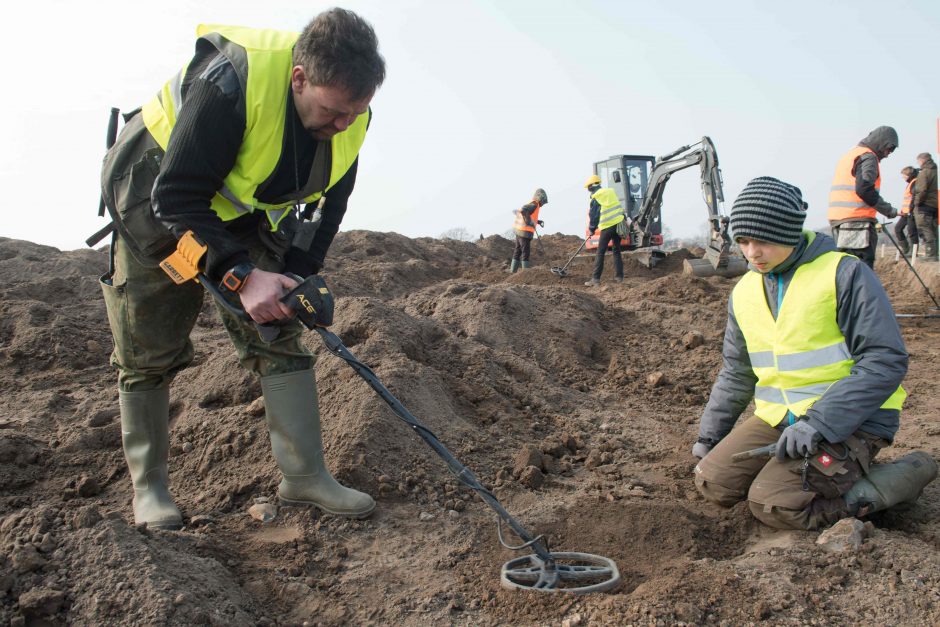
[913, 152, 938, 261]
[827, 126, 900, 268]
[692, 176, 937, 530]
[895, 166, 919, 257]
[99, 9, 386, 529]
[583, 174, 626, 286]
[509, 188, 548, 273]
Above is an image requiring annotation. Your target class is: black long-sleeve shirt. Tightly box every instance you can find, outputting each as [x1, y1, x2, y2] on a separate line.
[151, 47, 357, 280]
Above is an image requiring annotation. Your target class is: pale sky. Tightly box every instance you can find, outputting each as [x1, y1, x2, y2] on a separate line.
[2, 0, 938, 251]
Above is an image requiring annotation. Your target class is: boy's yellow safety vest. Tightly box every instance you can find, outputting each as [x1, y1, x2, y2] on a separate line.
[733, 248, 905, 426]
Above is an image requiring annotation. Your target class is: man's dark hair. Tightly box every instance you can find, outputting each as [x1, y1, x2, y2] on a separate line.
[902, 166, 916, 177]
[917, 152, 932, 161]
[294, 8, 386, 101]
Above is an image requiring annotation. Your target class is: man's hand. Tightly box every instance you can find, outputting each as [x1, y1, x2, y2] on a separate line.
[775, 420, 823, 461]
[692, 442, 711, 459]
[537, 220, 545, 228]
[238, 269, 299, 324]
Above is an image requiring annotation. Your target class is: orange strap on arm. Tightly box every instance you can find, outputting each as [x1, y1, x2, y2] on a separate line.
[159, 231, 208, 284]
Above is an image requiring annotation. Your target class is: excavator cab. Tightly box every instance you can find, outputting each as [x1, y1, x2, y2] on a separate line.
[587, 154, 659, 251]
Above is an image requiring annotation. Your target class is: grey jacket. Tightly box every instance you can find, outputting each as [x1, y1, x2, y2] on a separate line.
[698, 231, 908, 445]
[914, 157, 938, 210]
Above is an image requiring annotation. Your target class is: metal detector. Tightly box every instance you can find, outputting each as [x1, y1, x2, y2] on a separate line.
[880, 221, 940, 313]
[532, 226, 546, 257]
[178, 261, 621, 593]
[551, 236, 590, 277]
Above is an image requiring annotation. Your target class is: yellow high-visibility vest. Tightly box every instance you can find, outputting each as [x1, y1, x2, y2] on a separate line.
[733, 247, 905, 426]
[592, 188, 625, 230]
[141, 24, 368, 231]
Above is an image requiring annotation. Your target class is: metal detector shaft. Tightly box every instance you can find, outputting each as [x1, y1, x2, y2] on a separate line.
[552, 236, 591, 276]
[314, 326, 555, 564]
[533, 227, 545, 256]
[881, 221, 940, 310]
[186, 271, 620, 592]
[566, 237, 589, 266]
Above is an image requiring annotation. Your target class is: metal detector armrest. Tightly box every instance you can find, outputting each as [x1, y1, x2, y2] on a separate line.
[159, 231, 208, 285]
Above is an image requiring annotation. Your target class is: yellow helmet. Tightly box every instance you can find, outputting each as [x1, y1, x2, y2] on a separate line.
[584, 174, 601, 189]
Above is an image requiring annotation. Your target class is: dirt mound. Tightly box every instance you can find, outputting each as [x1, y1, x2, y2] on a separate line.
[1, 234, 939, 625]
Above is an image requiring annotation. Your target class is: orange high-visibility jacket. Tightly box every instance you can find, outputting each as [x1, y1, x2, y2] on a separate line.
[828, 146, 879, 221]
[901, 179, 915, 215]
[513, 202, 541, 234]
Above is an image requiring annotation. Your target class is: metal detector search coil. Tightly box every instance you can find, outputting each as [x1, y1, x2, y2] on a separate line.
[501, 552, 621, 593]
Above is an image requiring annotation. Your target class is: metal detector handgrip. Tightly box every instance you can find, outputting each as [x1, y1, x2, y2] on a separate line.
[97, 107, 121, 218]
[196, 274, 282, 343]
[730, 443, 777, 462]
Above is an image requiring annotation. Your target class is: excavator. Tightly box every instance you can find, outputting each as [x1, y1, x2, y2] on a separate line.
[586, 136, 748, 278]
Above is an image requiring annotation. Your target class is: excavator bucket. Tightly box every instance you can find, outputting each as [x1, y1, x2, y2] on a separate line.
[683, 255, 748, 278]
[633, 249, 667, 269]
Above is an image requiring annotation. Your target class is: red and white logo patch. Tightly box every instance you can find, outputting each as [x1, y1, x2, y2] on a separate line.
[818, 453, 832, 467]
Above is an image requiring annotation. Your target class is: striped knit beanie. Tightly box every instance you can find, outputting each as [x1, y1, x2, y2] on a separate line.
[729, 176, 806, 247]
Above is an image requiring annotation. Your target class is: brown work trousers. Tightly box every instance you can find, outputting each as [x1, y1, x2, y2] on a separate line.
[694, 416, 886, 530]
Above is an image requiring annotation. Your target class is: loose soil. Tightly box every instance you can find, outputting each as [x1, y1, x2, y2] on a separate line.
[1, 232, 938, 626]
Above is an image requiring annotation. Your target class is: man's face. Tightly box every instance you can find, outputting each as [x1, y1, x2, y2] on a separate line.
[736, 237, 795, 274]
[291, 67, 373, 141]
[881, 145, 897, 160]
[918, 157, 927, 168]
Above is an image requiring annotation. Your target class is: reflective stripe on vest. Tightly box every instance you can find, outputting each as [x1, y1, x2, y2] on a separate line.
[592, 188, 625, 230]
[513, 203, 541, 234]
[827, 146, 880, 221]
[732, 250, 905, 427]
[141, 24, 368, 230]
[901, 179, 914, 215]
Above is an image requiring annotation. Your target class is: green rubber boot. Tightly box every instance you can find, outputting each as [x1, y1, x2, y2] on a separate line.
[120, 388, 183, 530]
[261, 370, 375, 518]
[844, 451, 938, 516]
[520, 260, 531, 269]
[509, 259, 519, 273]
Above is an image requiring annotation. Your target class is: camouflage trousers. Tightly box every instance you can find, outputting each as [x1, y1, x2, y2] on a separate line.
[694, 416, 886, 530]
[100, 233, 315, 392]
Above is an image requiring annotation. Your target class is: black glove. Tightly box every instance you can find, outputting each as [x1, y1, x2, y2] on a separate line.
[775, 419, 823, 461]
[283, 248, 323, 277]
[281, 275, 334, 328]
[537, 220, 545, 228]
